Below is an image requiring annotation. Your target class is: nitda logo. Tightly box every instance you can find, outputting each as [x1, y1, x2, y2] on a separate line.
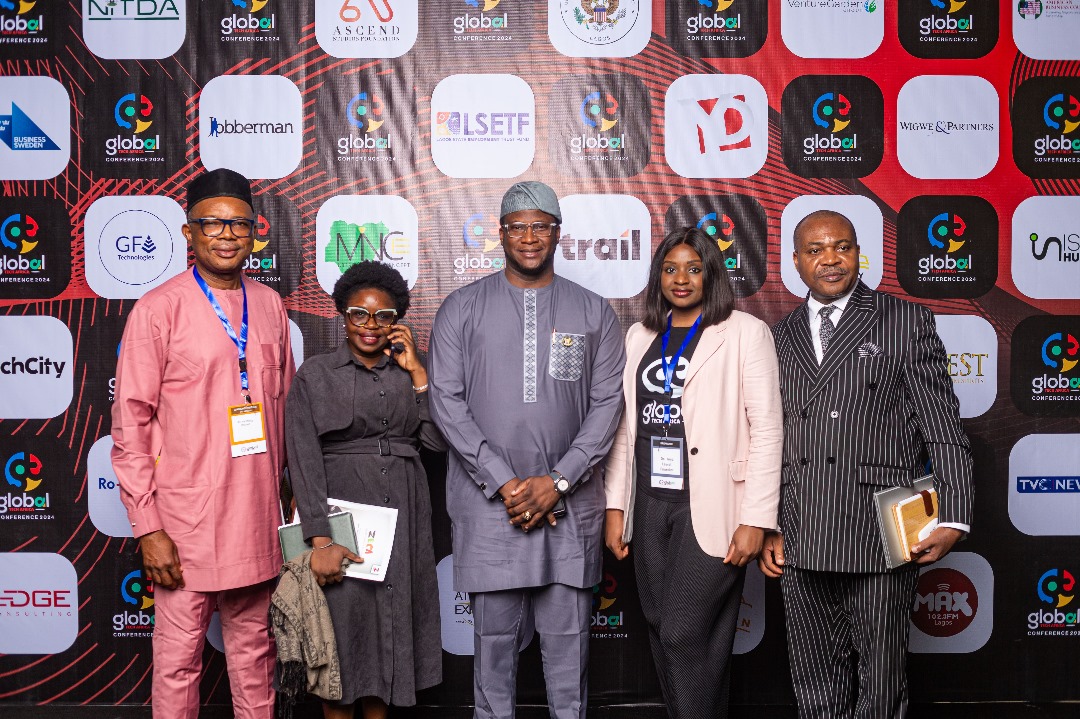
[697, 212, 743, 271]
[221, 0, 277, 37]
[919, 212, 972, 276]
[804, 92, 857, 156]
[454, 0, 508, 35]
[1, 451, 50, 516]
[455, 211, 504, 279]
[106, 93, 160, 159]
[686, 0, 741, 35]
[1028, 568, 1078, 632]
[571, 91, 625, 155]
[338, 90, 392, 158]
[1032, 331, 1080, 396]
[113, 569, 155, 635]
[591, 572, 625, 631]
[920, 0, 973, 36]
[0, 0, 43, 37]
[86, 0, 180, 21]
[0, 212, 45, 275]
[1035, 93, 1080, 158]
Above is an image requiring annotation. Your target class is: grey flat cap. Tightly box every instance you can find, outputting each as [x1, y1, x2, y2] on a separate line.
[500, 181, 562, 223]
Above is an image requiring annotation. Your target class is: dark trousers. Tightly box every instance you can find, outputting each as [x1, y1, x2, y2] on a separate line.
[633, 492, 746, 719]
[780, 564, 919, 719]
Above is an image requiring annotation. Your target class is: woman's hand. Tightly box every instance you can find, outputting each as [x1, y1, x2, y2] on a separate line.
[724, 524, 765, 567]
[309, 536, 363, 587]
[604, 509, 630, 560]
[385, 324, 428, 389]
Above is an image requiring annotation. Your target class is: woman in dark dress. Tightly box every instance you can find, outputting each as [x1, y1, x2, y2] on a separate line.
[285, 261, 444, 719]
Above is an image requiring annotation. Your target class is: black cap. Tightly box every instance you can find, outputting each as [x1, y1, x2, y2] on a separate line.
[186, 168, 253, 212]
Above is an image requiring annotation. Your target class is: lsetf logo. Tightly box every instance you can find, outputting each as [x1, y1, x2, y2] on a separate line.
[919, 212, 972, 276]
[0, 212, 45, 275]
[571, 91, 625, 155]
[804, 91, 856, 156]
[114, 569, 155, 635]
[338, 90, 392, 157]
[106, 93, 160, 158]
[434, 110, 531, 140]
[1032, 331, 1080, 396]
[0, 101, 59, 151]
[221, 0, 277, 37]
[0, 0, 43, 37]
[920, 0, 973, 36]
[1035, 92, 1080, 158]
[454, 0, 508, 36]
[697, 212, 743, 270]
[1, 451, 50, 515]
[455, 211, 504, 278]
[1028, 568, 1078, 633]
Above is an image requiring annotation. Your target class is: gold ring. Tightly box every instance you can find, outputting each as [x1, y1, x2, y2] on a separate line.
[523, 510, 532, 521]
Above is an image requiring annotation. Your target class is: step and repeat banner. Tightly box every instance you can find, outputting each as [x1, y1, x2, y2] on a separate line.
[1, 0, 1079, 710]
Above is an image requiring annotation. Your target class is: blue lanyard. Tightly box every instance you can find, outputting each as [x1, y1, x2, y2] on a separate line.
[660, 314, 702, 430]
[192, 266, 251, 404]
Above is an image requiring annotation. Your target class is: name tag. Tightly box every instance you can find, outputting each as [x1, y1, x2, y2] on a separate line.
[229, 402, 267, 458]
[650, 436, 685, 490]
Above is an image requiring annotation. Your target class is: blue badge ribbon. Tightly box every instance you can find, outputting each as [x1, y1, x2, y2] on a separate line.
[660, 314, 702, 431]
[192, 266, 250, 403]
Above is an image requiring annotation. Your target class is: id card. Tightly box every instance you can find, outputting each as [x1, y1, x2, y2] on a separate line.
[650, 436, 685, 490]
[228, 402, 267, 458]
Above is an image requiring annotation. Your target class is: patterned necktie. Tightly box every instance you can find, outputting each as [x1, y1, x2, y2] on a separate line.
[819, 305, 836, 358]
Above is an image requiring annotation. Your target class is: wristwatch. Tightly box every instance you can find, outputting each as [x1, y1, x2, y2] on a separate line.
[550, 470, 571, 496]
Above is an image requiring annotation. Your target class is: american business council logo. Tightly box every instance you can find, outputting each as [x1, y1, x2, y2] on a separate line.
[0, 0, 45, 44]
[105, 92, 162, 164]
[452, 0, 510, 41]
[454, 210, 504, 282]
[337, 89, 393, 162]
[113, 569, 154, 637]
[1017, 0, 1042, 19]
[0, 211, 46, 280]
[220, 0, 279, 41]
[558, 0, 642, 46]
[591, 572, 627, 637]
[1028, 568, 1078, 636]
[1, 450, 53, 520]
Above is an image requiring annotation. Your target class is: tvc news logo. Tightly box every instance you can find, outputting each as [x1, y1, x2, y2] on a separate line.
[1008, 434, 1080, 537]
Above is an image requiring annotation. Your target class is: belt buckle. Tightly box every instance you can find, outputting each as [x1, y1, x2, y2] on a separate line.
[378, 438, 390, 456]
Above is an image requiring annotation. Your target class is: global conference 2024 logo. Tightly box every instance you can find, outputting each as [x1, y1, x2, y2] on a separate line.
[1011, 315, 1080, 418]
[450, 0, 512, 42]
[113, 569, 155, 638]
[666, 194, 767, 298]
[668, 0, 768, 59]
[782, 75, 884, 179]
[897, 196, 997, 299]
[548, 74, 649, 178]
[0, 0, 47, 46]
[1028, 568, 1078, 636]
[899, 0, 997, 60]
[1012, 77, 1080, 179]
[1, 211, 45, 278]
[337, 89, 393, 161]
[219, 0, 279, 41]
[453, 209, 504, 282]
[1, 450, 52, 519]
[105, 93, 161, 163]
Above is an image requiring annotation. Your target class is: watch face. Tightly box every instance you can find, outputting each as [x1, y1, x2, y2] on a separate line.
[556, 477, 570, 493]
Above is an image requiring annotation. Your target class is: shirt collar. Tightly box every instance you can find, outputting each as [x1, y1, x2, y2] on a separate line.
[331, 341, 392, 370]
[806, 282, 858, 321]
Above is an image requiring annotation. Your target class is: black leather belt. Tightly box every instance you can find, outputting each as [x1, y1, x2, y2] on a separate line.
[323, 437, 419, 457]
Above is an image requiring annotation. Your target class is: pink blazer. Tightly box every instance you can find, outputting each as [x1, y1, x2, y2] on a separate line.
[604, 310, 783, 557]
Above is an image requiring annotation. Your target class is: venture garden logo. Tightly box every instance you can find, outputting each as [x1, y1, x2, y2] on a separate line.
[897, 196, 997, 299]
[782, 75, 883, 178]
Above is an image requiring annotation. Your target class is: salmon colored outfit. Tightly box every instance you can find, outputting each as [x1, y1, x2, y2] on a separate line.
[112, 268, 294, 718]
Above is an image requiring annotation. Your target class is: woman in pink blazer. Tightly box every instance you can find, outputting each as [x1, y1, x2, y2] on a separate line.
[604, 226, 783, 719]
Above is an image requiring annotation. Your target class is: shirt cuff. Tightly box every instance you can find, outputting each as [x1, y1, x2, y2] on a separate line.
[476, 457, 517, 500]
[127, 504, 164, 538]
[937, 521, 970, 534]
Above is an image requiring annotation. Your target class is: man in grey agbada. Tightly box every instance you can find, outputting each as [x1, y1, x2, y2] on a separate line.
[429, 181, 625, 719]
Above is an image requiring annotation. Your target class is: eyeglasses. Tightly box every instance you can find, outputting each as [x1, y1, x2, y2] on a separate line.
[502, 222, 560, 239]
[187, 217, 256, 238]
[345, 307, 398, 327]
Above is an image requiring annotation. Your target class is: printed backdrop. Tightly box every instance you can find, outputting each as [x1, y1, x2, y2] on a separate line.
[2, 0, 1079, 711]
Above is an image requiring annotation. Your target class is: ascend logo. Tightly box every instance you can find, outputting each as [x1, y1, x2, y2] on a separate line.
[220, 0, 278, 39]
[316, 195, 419, 292]
[1, 450, 52, 518]
[666, 194, 767, 298]
[113, 569, 154, 637]
[82, 0, 186, 59]
[452, 0, 510, 40]
[315, 0, 417, 59]
[591, 572, 627, 636]
[1028, 568, 1079, 636]
[337, 90, 392, 161]
[105, 93, 161, 163]
[550, 0, 650, 58]
[1011, 316, 1080, 418]
[782, 75, 883, 178]
[453, 210, 504, 282]
[0, 0, 44, 43]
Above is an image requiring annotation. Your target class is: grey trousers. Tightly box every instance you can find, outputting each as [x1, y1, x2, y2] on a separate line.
[471, 583, 592, 719]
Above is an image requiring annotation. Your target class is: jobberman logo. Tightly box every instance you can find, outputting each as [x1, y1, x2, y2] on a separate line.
[1, 451, 52, 518]
[105, 93, 161, 161]
[454, 0, 509, 38]
[113, 569, 154, 636]
[591, 572, 627, 636]
[337, 90, 392, 160]
[918, 212, 973, 277]
[221, 0, 277, 38]
[1028, 568, 1078, 635]
[454, 211, 504, 281]
[0, 0, 43, 41]
[207, 116, 295, 137]
[1034, 93, 1080, 158]
[0, 212, 46, 277]
[570, 91, 626, 155]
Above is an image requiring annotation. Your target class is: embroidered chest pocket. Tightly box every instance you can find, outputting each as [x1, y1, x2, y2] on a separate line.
[549, 332, 586, 382]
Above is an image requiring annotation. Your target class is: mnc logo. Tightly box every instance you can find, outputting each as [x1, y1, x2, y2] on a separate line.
[324, 220, 410, 271]
[113, 569, 155, 636]
[1, 450, 51, 516]
[782, 75, 883, 178]
[0, 101, 59, 151]
[221, 0, 277, 38]
[106, 93, 160, 159]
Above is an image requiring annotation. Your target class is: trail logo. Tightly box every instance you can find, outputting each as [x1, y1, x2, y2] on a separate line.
[555, 194, 650, 298]
[897, 195, 997, 299]
[781, 75, 884, 178]
[667, 0, 768, 59]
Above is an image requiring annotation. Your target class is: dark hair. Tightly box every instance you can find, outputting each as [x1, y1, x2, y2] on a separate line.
[642, 226, 734, 333]
[792, 209, 858, 251]
[332, 261, 411, 318]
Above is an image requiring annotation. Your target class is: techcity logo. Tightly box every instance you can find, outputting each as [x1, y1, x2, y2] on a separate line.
[0, 355, 66, 379]
[1, 450, 51, 517]
[105, 93, 161, 160]
[1028, 568, 1078, 635]
[113, 569, 155, 636]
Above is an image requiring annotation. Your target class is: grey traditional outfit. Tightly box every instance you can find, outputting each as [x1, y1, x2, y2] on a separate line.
[429, 270, 625, 719]
[285, 344, 445, 707]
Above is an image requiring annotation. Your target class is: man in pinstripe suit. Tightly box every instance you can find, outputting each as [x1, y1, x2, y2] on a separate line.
[760, 210, 973, 719]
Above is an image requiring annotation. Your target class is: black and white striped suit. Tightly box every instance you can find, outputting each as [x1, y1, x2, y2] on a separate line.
[772, 281, 973, 718]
